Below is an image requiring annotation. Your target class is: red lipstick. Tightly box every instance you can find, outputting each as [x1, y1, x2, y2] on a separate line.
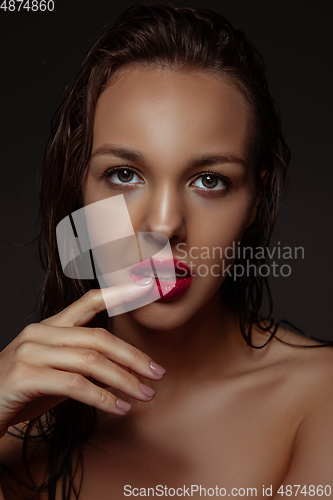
[130, 258, 193, 301]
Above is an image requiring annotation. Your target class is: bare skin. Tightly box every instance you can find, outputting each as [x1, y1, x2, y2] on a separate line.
[72, 326, 333, 500]
[0, 67, 333, 499]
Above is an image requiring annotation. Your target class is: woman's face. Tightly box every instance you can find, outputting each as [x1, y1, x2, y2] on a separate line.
[82, 66, 259, 329]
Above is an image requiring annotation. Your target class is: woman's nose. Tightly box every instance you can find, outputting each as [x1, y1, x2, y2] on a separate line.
[140, 183, 187, 245]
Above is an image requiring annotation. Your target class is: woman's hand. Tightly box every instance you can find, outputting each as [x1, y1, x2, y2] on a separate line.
[0, 277, 165, 439]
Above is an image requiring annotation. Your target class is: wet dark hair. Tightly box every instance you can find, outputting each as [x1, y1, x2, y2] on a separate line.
[1, 3, 331, 499]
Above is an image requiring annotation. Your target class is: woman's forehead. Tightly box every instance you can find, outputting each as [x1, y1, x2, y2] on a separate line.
[92, 66, 254, 165]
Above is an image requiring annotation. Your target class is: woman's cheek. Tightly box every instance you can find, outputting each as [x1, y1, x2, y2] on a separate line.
[185, 190, 255, 279]
[197, 187, 254, 241]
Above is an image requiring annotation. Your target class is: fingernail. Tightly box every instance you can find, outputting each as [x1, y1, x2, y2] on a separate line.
[135, 277, 154, 286]
[140, 383, 155, 399]
[116, 399, 131, 413]
[150, 360, 166, 377]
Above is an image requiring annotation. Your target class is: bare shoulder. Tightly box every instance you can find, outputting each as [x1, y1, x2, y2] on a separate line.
[274, 325, 333, 364]
[0, 423, 27, 498]
[0, 422, 26, 467]
[0, 421, 48, 499]
[261, 324, 333, 399]
[262, 327, 333, 488]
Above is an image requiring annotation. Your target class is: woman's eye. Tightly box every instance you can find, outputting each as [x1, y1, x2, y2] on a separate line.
[103, 167, 143, 187]
[102, 168, 231, 194]
[191, 173, 230, 192]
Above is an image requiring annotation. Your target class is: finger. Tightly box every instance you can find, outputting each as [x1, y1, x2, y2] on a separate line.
[18, 327, 166, 381]
[19, 367, 133, 415]
[41, 277, 154, 328]
[24, 344, 156, 402]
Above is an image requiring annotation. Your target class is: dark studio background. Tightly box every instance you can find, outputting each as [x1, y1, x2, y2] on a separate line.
[0, 0, 332, 350]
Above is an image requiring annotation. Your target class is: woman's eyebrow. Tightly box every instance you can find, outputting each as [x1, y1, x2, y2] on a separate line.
[91, 145, 246, 169]
[190, 154, 247, 169]
[91, 146, 145, 163]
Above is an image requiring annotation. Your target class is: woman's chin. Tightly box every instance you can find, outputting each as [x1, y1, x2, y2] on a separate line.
[127, 297, 198, 331]
[124, 277, 224, 331]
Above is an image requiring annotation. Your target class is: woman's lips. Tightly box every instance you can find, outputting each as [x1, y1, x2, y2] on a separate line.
[130, 258, 193, 301]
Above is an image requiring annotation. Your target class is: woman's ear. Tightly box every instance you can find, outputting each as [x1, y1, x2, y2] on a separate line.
[245, 169, 269, 228]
